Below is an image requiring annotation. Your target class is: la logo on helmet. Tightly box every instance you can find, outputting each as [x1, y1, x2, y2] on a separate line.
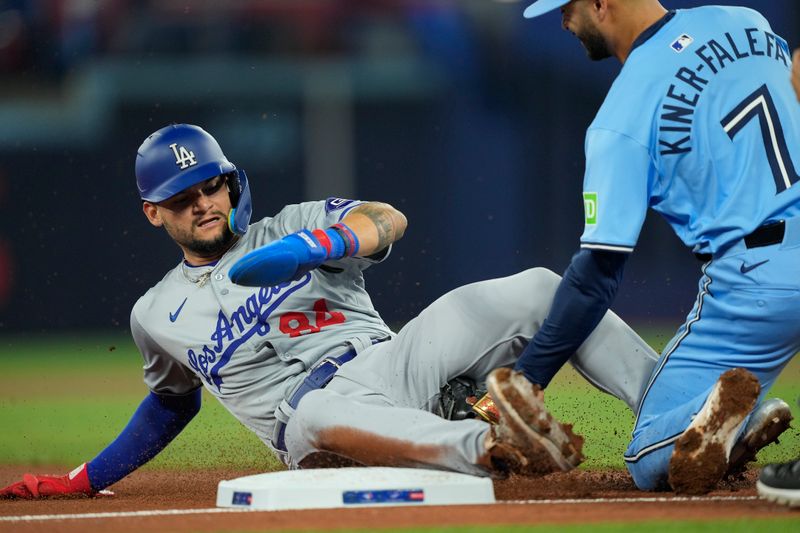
[169, 143, 198, 169]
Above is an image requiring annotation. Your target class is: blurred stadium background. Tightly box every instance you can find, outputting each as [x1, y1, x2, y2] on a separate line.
[0, 0, 797, 335]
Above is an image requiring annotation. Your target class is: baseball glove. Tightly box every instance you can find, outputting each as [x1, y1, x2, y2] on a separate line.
[437, 377, 498, 423]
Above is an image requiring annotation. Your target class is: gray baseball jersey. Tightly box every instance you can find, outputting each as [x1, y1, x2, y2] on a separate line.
[131, 199, 393, 445]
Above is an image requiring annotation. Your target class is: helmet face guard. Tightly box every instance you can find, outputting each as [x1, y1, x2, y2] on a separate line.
[135, 124, 252, 234]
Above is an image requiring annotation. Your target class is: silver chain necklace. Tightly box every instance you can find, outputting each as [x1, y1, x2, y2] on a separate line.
[181, 262, 216, 287]
[180, 239, 238, 287]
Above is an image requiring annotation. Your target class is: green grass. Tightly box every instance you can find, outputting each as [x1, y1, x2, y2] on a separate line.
[0, 330, 797, 470]
[0, 333, 278, 470]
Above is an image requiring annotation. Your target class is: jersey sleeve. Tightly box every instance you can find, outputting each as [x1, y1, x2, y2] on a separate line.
[580, 128, 653, 252]
[277, 199, 392, 267]
[324, 198, 393, 265]
[130, 308, 202, 395]
[310, 197, 364, 227]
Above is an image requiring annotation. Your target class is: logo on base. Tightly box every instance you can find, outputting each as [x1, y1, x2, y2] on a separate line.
[231, 491, 253, 506]
[343, 488, 425, 505]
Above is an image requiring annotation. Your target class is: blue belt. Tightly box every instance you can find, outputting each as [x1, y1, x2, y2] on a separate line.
[288, 349, 358, 410]
[274, 339, 386, 454]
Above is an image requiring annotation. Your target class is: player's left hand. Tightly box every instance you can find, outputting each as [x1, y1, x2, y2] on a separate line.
[0, 464, 112, 499]
[229, 229, 332, 287]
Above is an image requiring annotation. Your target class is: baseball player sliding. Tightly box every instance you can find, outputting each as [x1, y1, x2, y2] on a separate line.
[1, 121, 788, 499]
[510, 0, 800, 495]
[0, 123, 643, 498]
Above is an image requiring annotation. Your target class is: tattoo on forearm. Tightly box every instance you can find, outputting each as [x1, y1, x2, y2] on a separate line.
[353, 203, 395, 250]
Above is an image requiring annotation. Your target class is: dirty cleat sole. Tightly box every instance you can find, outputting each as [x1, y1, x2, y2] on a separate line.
[487, 368, 584, 475]
[668, 368, 760, 495]
[727, 398, 792, 476]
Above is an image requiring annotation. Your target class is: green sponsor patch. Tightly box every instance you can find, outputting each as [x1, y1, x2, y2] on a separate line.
[583, 192, 598, 225]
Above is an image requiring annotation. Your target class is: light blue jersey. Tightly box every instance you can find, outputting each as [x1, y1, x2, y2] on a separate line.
[580, 6, 800, 255]
[584, 6, 800, 491]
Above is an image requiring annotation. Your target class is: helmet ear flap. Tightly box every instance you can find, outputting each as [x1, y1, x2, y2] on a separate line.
[226, 170, 241, 207]
[227, 169, 252, 235]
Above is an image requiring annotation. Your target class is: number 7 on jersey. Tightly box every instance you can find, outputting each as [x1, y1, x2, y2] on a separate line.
[721, 84, 800, 194]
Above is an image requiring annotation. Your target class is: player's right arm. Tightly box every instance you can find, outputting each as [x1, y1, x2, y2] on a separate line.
[229, 201, 407, 287]
[0, 313, 202, 499]
[337, 202, 407, 258]
[515, 129, 650, 388]
[514, 248, 629, 387]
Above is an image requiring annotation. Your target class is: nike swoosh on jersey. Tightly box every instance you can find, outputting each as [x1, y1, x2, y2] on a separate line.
[740, 259, 770, 274]
[169, 297, 188, 322]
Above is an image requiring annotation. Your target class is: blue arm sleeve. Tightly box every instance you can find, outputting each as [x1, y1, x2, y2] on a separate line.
[85, 388, 201, 490]
[514, 249, 628, 388]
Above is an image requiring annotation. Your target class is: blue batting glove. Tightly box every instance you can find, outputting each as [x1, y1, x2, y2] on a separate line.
[229, 229, 333, 287]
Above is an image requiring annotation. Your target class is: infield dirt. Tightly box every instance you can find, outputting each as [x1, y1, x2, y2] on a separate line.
[1, 466, 796, 532]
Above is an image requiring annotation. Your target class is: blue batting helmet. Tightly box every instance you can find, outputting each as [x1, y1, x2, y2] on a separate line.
[135, 124, 252, 235]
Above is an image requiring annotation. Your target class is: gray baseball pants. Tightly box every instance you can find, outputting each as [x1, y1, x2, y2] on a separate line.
[283, 268, 658, 475]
